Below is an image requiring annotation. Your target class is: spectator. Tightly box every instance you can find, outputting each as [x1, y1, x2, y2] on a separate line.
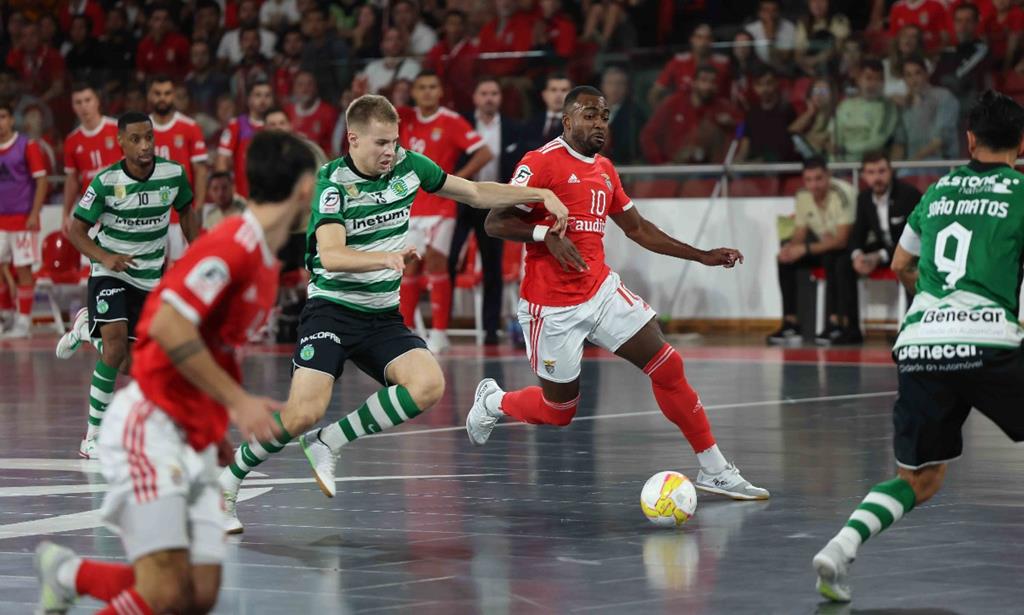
[737, 65, 798, 162]
[361, 27, 421, 95]
[831, 58, 899, 162]
[229, 26, 273, 107]
[300, 5, 350, 103]
[534, 0, 578, 61]
[523, 73, 572, 151]
[217, 0, 277, 67]
[790, 77, 838, 158]
[836, 36, 864, 95]
[883, 25, 931, 103]
[393, 0, 438, 55]
[123, 83, 147, 113]
[424, 10, 479, 114]
[330, 74, 369, 156]
[6, 21, 65, 104]
[850, 151, 921, 281]
[384, 77, 413, 108]
[745, 0, 797, 69]
[285, 71, 337, 155]
[888, 0, 951, 53]
[201, 171, 245, 230]
[477, 0, 537, 77]
[768, 157, 858, 346]
[986, 0, 1023, 70]
[192, 0, 224, 49]
[21, 103, 57, 174]
[99, 6, 136, 83]
[581, 0, 637, 50]
[214, 93, 236, 135]
[330, 0, 363, 38]
[794, 0, 851, 76]
[272, 28, 305, 102]
[448, 76, 526, 345]
[649, 23, 732, 109]
[186, 39, 230, 117]
[61, 0, 105, 38]
[215, 80, 272, 197]
[135, 3, 190, 81]
[893, 55, 960, 161]
[601, 65, 645, 164]
[349, 4, 383, 60]
[260, 0, 301, 33]
[933, 4, 991, 117]
[62, 15, 103, 82]
[640, 65, 741, 164]
[173, 84, 191, 114]
[729, 29, 761, 110]
[38, 15, 61, 53]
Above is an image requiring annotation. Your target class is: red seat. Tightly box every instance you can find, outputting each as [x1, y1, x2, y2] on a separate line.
[627, 179, 683, 198]
[679, 178, 718, 198]
[729, 176, 780, 197]
[998, 70, 1024, 102]
[868, 267, 898, 281]
[781, 175, 804, 196]
[455, 235, 482, 289]
[37, 232, 82, 284]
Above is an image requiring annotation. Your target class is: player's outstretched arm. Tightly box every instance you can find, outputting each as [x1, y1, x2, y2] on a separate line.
[315, 223, 419, 273]
[610, 206, 743, 268]
[435, 175, 569, 233]
[147, 302, 282, 442]
[485, 208, 587, 272]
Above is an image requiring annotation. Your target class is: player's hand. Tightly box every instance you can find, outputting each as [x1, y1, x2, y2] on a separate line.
[100, 253, 135, 272]
[701, 247, 744, 268]
[216, 436, 235, 467]
[380, 246, 419, 272]
[227, 393, 283, 443]
[540, 190, 570, 236]
[544, 233, 588, 272]
[61, 212, 75, 236]
[26, 211, 40, 231]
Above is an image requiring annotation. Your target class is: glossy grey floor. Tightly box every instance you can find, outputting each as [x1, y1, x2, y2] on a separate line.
[1, 343, 1022, 614]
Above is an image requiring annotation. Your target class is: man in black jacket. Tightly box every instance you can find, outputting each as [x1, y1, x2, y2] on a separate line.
[850, 151, 922, 278]
[522, 73, 572, 152]
[449, 76, 526, 344]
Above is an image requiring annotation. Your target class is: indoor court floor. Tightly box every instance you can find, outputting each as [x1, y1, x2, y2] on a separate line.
[1, 336, 1022, 614]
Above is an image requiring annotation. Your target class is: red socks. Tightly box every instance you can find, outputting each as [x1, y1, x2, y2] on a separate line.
[76, 559, 135, 601]
[16, 284, 33, 316]
[645, 343, 715, 453]
[427, 273, 451, 331]
[96, 588, 153, 615]
[499, 386, 579, 426]
[399, 276, 424, 327]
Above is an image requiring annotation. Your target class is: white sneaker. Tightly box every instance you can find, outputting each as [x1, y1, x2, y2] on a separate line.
[694, 463, 769, 500]
[426, 329, 450, 354]
[56, 308, 90, 359]
[34, 541, 77, 615]
[0, 314, 30, 339]
[223, 487, 244, 534]
[78, 436, 99, 460]
[300, 431, 338, 498]
[813, 539, 854, 602]
[466, 378, 503, 445]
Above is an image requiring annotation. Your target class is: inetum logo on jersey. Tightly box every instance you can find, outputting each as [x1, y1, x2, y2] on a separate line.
[320, 188, 341, 214]
[350, 209, 408, 232]
[937, 174, 1019, 195]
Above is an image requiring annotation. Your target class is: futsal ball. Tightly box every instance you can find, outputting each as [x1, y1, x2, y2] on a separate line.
[640, 471, 697, 527]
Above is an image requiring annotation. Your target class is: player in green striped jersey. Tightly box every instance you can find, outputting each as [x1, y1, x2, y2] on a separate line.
[63, 112, 198, 459]
[219, 95, 569, 532]
[814, 91, 1024, 602]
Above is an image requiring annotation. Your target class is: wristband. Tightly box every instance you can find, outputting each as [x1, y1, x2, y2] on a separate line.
[532, 225, 550, 242]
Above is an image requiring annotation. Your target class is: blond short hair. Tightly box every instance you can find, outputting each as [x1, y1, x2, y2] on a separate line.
[346, 94, 399, 131]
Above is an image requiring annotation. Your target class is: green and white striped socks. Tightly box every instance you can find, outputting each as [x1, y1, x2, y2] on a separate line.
[832, 477, 917, 558]
[223, 413, 292, 490]
[85, 359, 117, 439]
[317, 385, 421, 450]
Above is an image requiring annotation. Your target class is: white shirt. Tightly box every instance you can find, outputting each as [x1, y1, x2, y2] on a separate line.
[745, 19, 796, 64]
[475, 112, 502, 183]
[216, 28, 278, 66]
[259, 0, 300, 29]
[361, 57, 422, 94]
[408, 22, 438, 56]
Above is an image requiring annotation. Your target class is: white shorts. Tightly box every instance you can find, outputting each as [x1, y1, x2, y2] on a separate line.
[408, 216, 456, 257]
[99, 381, 225, 565]
[0, 230, 38, 267]
[518, 271, 657, 383]
[166, 223, 187, 264]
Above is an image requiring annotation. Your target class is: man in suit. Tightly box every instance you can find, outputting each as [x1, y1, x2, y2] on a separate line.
[850, 151, 922, 278]
[601, 65, 646, 164]
[522, 73, 572, 152]
[449, 76, 526, 344]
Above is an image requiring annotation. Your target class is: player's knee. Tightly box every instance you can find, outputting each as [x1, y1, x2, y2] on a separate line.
[899, 465, 946, 504]
[101, 338, 128, 370]
[139, 568, 192, 613]
[405, 369, 445, 410]
[646, 346, 685, 388]
[189, 583, 220, 614]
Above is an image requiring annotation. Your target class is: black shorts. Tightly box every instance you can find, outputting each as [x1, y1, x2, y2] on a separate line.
[893, 346, 1024, 469]
[88, 276, 149, 340]
[292, 299, 427, 385]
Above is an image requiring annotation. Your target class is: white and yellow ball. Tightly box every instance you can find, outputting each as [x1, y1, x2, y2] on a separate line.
[640, 471, 697, 527]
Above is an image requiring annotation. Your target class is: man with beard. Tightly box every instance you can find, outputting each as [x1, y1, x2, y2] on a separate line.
[216, 80, 272, 197]
[285, 71, 337, 156]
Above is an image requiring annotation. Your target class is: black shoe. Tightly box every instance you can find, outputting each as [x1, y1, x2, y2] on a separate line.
[483, 331, 499, 346]
[831, 328, 864, 346]
[815, 323, 844, 346]
[767, 323, 801, 346]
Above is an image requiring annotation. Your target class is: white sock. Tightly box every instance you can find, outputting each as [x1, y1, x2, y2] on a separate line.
[834, 527, 863, 560]
[56, 556, 81, 592]
[697, 444, 728, 474]
[484, 391, 505, 417]
[85, 424, 99, 440]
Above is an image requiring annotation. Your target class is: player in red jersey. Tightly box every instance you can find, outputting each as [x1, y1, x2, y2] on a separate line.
[148, 75, 204, 264]
[32, 131, 317, 615]
[398, 70, 493, 353]
[216, 80, 272, 198]
[61, 83, 121, 230]
[468, 86, 769, 500]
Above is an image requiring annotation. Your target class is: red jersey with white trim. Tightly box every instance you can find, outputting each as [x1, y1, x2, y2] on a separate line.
[512, 138, 633, 307]
[64, 116, 121, 196]
[399, 106, 484, 218]
[218, 115, 264, 197]
[286, 99, 338, 156]
[154, 112, 208, 224]
[132, 211, 281, 450]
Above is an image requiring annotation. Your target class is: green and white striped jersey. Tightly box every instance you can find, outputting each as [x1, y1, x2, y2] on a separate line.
[73, 157, 193, 291]
[306, 148, 446, 312]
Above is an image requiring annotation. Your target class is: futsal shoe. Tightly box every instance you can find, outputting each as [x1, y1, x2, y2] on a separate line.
[466, 378, 503, 445]
[78, 436, 99, 460]
[426, 329, 450, 354]
[301, 431, 338, 498]
[34, 541, 78, 614]
[694, 463, 770, 500]
[766, 322, 801, 346]
[56, 308, 90, 359]
[813, 539, 854, 602]
[222, 484, 244, 534]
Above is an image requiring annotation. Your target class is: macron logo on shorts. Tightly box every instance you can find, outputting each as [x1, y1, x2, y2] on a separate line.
[300, 331, 341, 345]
